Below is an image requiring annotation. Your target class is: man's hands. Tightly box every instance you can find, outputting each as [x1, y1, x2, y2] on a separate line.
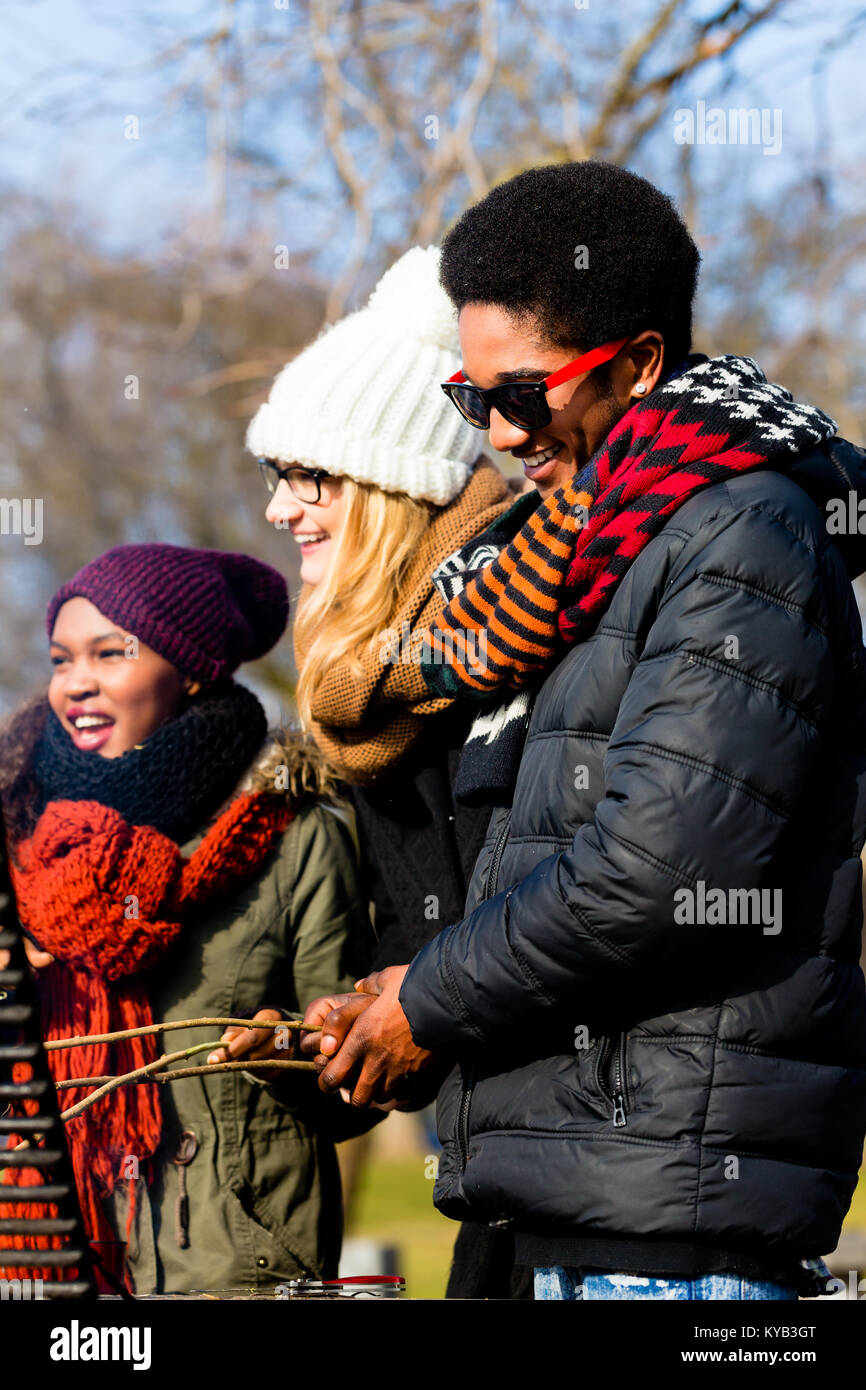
[300, 966, 441, 1108]
[206, 1007, 286, 1078]
[300, 990, 379, 1060]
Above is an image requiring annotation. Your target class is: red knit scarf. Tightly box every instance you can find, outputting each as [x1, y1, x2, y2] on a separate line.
[0, 792, 291, 1281]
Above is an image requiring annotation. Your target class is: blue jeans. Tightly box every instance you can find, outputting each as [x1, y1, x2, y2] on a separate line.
[534, 1266, 797, 1300]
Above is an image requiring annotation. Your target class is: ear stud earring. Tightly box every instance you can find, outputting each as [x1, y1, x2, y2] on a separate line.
[633, 382, 648, 396]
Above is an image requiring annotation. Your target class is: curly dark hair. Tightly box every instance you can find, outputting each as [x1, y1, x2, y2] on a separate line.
[0, 692, 50, 847]
[440, 161, 701, 367]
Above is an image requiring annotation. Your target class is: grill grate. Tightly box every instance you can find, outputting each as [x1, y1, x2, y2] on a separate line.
[0, 824, 96, 1299]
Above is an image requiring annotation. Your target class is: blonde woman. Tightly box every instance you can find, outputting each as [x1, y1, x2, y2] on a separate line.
[247, 247, 531, 1299]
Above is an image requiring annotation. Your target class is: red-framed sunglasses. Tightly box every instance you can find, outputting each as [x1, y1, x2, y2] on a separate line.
[441, 335, 629, 432]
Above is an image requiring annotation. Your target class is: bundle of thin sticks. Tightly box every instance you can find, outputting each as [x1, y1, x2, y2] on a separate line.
[5, 1018, 319, 1156]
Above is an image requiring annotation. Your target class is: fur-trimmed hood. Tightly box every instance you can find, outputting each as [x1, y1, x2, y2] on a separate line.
[240, 727, 342, 806]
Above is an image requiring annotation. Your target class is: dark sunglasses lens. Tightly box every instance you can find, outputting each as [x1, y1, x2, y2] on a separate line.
[258, 459, 278, 494]
[495, 385, 549, 431]
[447, 384, 489, 429]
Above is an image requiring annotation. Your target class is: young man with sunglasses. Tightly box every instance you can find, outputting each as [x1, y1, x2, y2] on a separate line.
[302, 161, 866, 1302]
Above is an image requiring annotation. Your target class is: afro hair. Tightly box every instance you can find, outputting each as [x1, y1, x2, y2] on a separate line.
[440, 161, 701, 367]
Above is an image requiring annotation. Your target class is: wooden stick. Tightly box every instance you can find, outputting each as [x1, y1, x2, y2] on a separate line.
[3, 1056, 318, 1162]
[45, 1016, 313, 1051]
[58, 1042, 220, 1122]
[53, 1059, 317, 1088]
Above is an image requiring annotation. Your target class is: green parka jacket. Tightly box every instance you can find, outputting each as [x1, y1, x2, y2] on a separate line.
[107, 732, 377, 1295]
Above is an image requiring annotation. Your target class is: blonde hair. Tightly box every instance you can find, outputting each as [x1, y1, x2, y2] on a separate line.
[294, 477, 437, 731]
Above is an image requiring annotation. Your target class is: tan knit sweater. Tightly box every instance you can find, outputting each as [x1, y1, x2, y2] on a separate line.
[293, 457, 514, 785]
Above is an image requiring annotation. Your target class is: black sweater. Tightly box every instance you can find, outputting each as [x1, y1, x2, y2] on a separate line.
[348, 702, 494, 970]
[347, 702, 533, 1299]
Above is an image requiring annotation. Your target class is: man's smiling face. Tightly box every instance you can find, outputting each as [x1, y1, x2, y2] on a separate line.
[457, 303, 643, 499]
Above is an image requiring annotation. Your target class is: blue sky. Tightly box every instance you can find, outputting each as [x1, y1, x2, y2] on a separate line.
[1, 0, 864, 283]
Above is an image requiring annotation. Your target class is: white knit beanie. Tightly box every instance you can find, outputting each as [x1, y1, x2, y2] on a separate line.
[245, 246, 480, 506]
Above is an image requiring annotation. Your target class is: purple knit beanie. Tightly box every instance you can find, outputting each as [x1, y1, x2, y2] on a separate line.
[46, 544, 289, 685]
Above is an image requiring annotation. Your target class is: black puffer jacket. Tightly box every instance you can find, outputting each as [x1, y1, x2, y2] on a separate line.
[400, 439, 866, 1280]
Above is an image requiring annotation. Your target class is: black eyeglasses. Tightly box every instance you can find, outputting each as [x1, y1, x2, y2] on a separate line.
[257, 458, 332, 503]
[441, 336, 629, 432]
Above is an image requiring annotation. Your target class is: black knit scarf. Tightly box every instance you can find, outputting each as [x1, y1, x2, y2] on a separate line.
[32, 681, 267, 844]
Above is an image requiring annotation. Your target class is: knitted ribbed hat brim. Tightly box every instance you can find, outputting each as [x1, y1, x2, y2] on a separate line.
[46, 545, 289, 685]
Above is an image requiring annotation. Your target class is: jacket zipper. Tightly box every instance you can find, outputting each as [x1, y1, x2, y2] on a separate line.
[456, 810, 512, 1170]
[596, 1032, 629, 1128]
[485, 810, 511, 903]
[456, 1064, 474, 1169]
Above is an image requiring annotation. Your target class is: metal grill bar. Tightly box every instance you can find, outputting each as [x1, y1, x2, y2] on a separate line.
[0, 1005, 36, 1025]
[27, 1282, 94, 1298]
[0, 1185, 74, 1202]
[0, 1115, 57, 1134]
[0, 822, 96, 1298]
[3, 1247, 89, 1268]
[0, 1148, 66, 1167]
[0, 1218, 80, 1236]
[0, 1081, 50, 1100]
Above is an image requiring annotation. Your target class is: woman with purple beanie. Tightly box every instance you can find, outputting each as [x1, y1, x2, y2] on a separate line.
[0, 543, 375, 1295]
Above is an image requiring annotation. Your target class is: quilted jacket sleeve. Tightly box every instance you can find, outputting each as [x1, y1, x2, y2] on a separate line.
[399, 484, 860, 1049]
